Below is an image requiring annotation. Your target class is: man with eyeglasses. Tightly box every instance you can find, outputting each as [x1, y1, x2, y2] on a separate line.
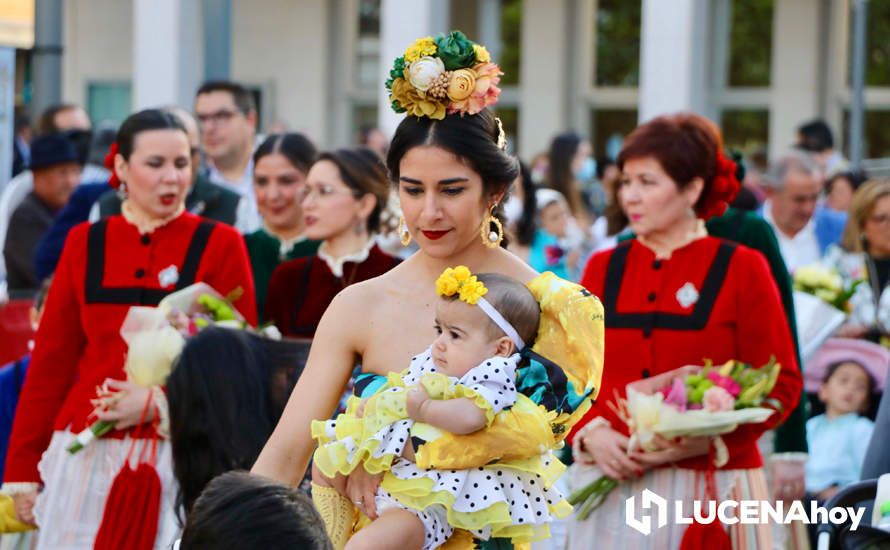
[758, 149, 847, 273]
[195, 81, 261, 233]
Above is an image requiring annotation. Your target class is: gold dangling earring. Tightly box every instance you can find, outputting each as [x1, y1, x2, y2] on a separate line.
[480, 205, 503, 248]
[398, 216, 412, 246]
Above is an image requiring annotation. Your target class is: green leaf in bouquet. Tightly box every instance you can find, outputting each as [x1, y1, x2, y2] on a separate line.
[569, 476, 619, 520]
[66, 420, 115, 454]
[763, 356, 780, 395]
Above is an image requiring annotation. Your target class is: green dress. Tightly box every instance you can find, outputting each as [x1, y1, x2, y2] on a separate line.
[706, 207, 808, 454]
[243, 229, 319, 321]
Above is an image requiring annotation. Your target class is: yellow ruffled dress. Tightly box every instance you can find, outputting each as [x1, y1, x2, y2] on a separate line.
[314, 272, 605, 549]
[313, 350, 570, 546]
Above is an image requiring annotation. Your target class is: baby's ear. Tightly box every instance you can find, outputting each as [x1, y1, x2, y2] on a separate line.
[494, 336, 515, 357]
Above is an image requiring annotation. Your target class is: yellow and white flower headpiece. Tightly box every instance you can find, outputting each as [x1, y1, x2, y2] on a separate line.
[436, 266, 525, 350]
[386, 31, 503, 121]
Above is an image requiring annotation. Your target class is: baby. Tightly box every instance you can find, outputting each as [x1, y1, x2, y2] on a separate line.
[311, 266, 569, 550]
[806, 360, 876, 503]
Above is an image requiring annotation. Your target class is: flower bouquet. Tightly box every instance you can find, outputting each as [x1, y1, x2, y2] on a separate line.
[67, 283, 264, 453]
[569, 359, 781, 519]
[792, 264, 862, 362]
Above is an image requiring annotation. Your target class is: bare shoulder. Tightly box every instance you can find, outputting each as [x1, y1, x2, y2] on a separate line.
[489, 248, 539, 284]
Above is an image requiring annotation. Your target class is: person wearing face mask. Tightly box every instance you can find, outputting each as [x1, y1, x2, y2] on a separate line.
[244, 133, 320, 321]
[546, 132, 602, 225]
[264, 148, 399, 339]
[2, 109, 256, 549]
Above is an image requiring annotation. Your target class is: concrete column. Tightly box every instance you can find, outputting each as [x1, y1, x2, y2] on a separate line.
[32, 0, 63, 117]
[638, 0, 709, 123]
[518, 0, 568, 159]
[202, 0, 230, 81]
[378, 0, 437, 138]
[478, 0, 502, 63]
[133, 0, 201, 109]
[768, 0, 820, 159]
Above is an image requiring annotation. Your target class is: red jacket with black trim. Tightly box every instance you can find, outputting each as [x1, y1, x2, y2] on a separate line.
[4, 213, 257, 483]
[571, 236, 801, 471]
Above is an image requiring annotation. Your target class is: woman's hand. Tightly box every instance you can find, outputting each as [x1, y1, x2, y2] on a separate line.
[92, 379, 154, 430]
[345, 467, 384, 520]
[576, 424, 643, 480]
[630, 434, 711, 469]
[12, 491, 38, 526]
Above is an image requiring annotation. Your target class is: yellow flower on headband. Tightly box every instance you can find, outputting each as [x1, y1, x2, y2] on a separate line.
[451, 266, 471, 282]
[459, 278, 487, 304]
[405, 37, 437, 63]
[436, 273, 459, 296]
[436, 266, 487, 305]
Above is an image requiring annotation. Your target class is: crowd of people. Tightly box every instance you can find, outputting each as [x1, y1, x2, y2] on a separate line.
[0, 29, 888, 550]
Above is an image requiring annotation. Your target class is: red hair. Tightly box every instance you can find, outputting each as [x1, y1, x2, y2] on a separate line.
[617, 113, 739, 219]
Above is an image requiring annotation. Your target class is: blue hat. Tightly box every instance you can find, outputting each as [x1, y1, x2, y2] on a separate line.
[29, 134, 81, 171]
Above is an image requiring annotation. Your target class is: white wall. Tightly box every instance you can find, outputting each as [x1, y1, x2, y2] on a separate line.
[518, 0, 567, 159]
[62, 0, 132, 108]
[769, 0, 820, 159]
[231, 0, 329, 144]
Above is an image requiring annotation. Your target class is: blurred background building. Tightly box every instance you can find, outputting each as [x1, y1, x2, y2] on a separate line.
[3, 0, 890, 163]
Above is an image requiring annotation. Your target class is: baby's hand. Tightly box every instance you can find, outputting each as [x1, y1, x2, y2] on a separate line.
[406, 386, 430, 421]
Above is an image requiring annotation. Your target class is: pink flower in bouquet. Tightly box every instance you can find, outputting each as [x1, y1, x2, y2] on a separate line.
[706, 370, 741, 397]
[703, 386, 735, 412]
[662, 377, 688, 411]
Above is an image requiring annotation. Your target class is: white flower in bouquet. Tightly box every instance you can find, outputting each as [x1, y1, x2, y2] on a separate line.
[124, 325, 185, 386]
[794, 264, 842, 292]
[407, 56, 445, 91]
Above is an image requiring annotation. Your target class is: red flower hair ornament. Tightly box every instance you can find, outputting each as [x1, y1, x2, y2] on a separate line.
[697, 152, 741, 220]
[104, 142, 121, 189]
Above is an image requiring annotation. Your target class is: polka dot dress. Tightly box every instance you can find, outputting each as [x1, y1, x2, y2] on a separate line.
[314, 348, 571, 547]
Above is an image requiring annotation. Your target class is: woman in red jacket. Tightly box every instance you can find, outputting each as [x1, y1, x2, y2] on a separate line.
[2, 109, 256, 549]
[568, 113, 801, 549]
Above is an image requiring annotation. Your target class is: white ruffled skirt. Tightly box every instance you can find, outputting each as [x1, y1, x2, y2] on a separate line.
[565, 463, 773, 550]
[31, 431, 179, 550]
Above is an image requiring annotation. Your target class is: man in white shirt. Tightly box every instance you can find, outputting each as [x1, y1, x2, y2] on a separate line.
[759, 149, 846, 273]
[194, 81, 260, 232]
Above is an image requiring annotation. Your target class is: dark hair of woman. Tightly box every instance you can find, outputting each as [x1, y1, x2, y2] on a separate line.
[167, 327, 304, 519]
[546, 131, 586, 219]
[514, 160, 538, 246]
[386, 109, 518, 246]
[316, 147, 390, 233]
[116, 108, 187, 160]
[603, 176, 629, 236]
[617, 113, 723, 218]
[252, 132, 318, 175]
[825, 169, 868, 196]
[180, 471, 333, 550]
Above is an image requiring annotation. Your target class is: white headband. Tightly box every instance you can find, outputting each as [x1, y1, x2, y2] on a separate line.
[476, 297, 525, 350]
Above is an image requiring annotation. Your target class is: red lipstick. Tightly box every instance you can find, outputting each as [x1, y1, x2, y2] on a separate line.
[422, 230, 450, 240]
